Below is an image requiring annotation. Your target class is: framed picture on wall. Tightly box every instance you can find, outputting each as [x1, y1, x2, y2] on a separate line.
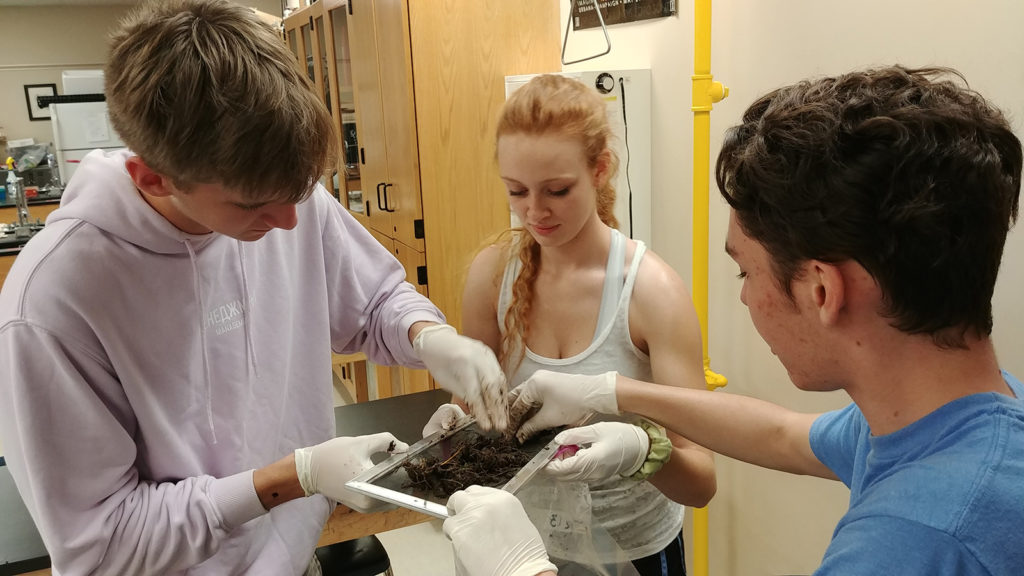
[24, 83, 58, 121]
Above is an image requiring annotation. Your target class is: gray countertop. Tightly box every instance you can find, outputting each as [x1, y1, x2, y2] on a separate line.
[334, 388, 449, 442]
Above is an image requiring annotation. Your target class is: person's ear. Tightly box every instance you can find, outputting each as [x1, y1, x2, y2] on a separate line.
[124, 155, 175, 198]
[809, 261, 845, 327]
[592, 149, 613, 189]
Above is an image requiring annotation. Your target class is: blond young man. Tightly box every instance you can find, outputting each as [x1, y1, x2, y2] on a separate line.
[0, 1, 506, 574]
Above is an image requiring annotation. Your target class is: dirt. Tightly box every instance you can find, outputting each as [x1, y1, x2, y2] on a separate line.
[402, 434, 533, 498]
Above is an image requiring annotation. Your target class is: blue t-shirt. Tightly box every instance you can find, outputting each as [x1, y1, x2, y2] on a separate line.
[809, 371, 1024, 575]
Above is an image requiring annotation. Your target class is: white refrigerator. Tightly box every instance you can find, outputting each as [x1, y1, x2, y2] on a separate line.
[50, 101, 125, 186]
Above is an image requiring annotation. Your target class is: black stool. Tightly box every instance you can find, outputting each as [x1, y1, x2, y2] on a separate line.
[315, 535, 394, 576]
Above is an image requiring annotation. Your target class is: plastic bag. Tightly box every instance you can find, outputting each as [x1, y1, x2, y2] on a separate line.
[13, 144, 49, 172]
[517, 476, 640, 576]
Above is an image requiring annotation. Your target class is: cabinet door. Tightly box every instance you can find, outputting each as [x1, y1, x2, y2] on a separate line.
[346, 0, 424, 251]
[327, 2, 362, 211]
[362, 229, 432, 395]
[295, 10, 319, 88]
[313, 8, 342, 198]
[347, 0, 392, 236]
[283, 15, 303, 72]
[284, 3, 337, 195]
[373, 0, 423, 251]
[409, 0, 561, 329]
[366, 226, 394, 254]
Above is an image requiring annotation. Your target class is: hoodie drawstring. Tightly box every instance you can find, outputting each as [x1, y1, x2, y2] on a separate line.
[237, 241, 259, 380]
[185, 239, 217, 445]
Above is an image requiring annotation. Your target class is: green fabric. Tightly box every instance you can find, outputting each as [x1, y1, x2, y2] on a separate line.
[630, 419, 672, 481]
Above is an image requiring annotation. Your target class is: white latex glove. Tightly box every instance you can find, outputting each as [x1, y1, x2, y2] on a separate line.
[294, 433, 409, 512]
[509, 370, 619, 443]
[444, 486, 557, 576]
[422, 403, 467, 437]
[544, 422, 648, 483]
[413, 324, 508, 431]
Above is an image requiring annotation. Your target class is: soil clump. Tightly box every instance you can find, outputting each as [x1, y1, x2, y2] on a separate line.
[402, 434, 532, 498]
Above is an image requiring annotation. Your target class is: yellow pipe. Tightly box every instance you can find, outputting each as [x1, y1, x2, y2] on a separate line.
[692, 0, 728, 575]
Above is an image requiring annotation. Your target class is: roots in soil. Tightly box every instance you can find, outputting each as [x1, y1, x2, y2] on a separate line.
[402, 434, 532, 498]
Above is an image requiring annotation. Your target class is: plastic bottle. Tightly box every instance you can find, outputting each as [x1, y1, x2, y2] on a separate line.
[5, 167, 19, 215]
[8, 163, 21, 205]
[5, 158, 15, 196]
[7, 157, 30, 229]
[0, 128, 7, 202]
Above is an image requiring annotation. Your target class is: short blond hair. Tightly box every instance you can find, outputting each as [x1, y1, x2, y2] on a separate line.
[106, 0, 337, 202]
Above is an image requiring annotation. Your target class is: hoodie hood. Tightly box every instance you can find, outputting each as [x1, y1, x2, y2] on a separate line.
[50, 149, 215, 254]
[51, 149, 248, 443]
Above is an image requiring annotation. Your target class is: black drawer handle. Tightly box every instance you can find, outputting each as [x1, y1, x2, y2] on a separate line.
[382, 183, 395, 212]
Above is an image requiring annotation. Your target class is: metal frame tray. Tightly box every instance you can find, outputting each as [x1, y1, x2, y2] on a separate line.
[345, 415, 561, 519]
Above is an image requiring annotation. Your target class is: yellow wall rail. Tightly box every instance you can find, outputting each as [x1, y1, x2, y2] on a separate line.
[691, 0, 728, 575]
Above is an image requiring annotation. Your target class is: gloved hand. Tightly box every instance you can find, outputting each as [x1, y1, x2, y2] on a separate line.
[413, 324, 508, 432]
[509, 370, 619, 443]
[422, 403, 467, 437]
[294, 433, 409, 512]
[544, 422, 648, 483]
[444, 486, 557, 576]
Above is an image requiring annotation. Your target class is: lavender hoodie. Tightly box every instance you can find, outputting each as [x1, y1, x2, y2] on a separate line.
[0, 149, 444, 575]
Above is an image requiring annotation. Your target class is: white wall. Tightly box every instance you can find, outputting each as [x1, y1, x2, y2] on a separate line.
[561, 1, 1024, 575]
[0, 5, 131, 146]
[0, 2, 281, 147]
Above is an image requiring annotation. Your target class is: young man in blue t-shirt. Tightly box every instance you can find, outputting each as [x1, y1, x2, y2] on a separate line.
[442, 66, 1024, 576]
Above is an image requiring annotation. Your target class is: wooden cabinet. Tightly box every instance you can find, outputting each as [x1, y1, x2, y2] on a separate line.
[349, 0, 423, 253]
[365, 226, 431, 397]
[0, 254, 15, 289]
[284, 0, 560, 395]
[284, 2, 345, 200]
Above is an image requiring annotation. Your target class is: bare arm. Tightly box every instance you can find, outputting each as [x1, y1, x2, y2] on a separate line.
[441, 244, 507, 412]
[252, 454, 306, 510]
[616, 376, 836, 479]
[629, 251, 718, 505]
[460, 244, 505, 355]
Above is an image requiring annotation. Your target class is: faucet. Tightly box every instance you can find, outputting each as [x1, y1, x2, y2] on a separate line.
[46, 153, 63, 193]
[13, 176, 30, 229]
[5, 158, 32, 235]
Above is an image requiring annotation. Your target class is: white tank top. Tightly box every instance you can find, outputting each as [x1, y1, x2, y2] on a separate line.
[497, 228, 684, 559]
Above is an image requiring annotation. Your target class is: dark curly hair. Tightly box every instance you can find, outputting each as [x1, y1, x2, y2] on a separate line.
[716, 66, 1021, 348]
